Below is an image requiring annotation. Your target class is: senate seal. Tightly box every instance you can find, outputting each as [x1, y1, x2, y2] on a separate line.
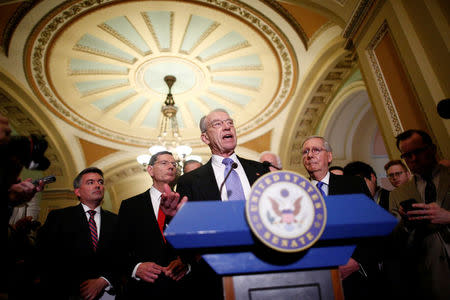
[246, 171, 327, 253]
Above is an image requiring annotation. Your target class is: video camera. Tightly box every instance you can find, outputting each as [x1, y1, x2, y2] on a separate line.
[7, 134, 50, 171]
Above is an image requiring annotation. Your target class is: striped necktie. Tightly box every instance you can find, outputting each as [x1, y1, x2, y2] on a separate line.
[88, 210, 98, 251]
[316, 181, 327, 197]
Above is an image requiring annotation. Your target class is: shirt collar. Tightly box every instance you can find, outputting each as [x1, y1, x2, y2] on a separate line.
[311, 171, 330, 185]
[81, 202, 101, 213]
[150, 186, 162, 200]
[212, 153, 238, 167]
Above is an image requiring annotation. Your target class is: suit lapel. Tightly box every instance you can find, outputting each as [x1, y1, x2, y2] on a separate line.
[76, 204, 95, 252]
[141, 189, 158, 226]
[328, 173, 338, 195]
[202, 159, 221, 200]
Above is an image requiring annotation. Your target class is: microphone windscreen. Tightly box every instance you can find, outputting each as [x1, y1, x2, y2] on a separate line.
[231, 162, 238, 169]
[437, 98, 450, 119]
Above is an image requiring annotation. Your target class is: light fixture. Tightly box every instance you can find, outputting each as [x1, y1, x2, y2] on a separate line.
[136, 75, 193, 172]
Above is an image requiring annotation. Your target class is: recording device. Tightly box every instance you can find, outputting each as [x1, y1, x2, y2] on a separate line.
[262, 160, 281, 170]
[400, 198, 418, 212]
[33, 175, 56, 186]
[219, 162, 238, 197]
[8, 134, 50, 170]
[437, 98, 449, 119]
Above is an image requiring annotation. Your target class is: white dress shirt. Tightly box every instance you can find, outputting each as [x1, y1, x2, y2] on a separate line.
[310, 171, 330, 196]
[149, 186, 162, 218]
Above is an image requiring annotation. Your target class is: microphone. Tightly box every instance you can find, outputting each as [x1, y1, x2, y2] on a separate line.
[437, 98, 450, 119]
[219, 162, 238, 198]
[262, 161, 281, 170]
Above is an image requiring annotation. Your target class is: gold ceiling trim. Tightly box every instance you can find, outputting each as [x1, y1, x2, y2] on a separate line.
[99, 16, 152, 57]
[365, 20, 403, 136]
[25, 0, 297, 147]
[287, 54, 357, 169]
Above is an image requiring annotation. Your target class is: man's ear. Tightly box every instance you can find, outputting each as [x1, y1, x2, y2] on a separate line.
[74, 188, 81, 198]
[201, 132, 210, 145]
[147, 165, 154, 177]
[327, 151, 333, 165]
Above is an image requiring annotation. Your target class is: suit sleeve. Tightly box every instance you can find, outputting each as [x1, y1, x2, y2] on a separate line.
[116, 199, 139, 277]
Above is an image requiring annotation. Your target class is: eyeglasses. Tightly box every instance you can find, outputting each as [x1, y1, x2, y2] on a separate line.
[302, 147, 326, 156]
[387, 171, 405, 179]
[154, 160, 177, 168]
[208, 119, 234, 129]
[400, 146, 429, 160]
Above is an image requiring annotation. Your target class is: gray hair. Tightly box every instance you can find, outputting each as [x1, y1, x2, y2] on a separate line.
[183, 160, 203, 172]
[259, 151, 282, 169]
[149, 151, 173, 166]
[301, 136, 332, 152]
[199, 108, 230, 133]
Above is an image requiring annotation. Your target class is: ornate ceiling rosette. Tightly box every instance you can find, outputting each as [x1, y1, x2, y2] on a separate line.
[26, 0, 298, 147]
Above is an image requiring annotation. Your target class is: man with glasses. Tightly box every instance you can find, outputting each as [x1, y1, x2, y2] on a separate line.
[176, 108, 269, 202]
[389, 129, 450, 299]
[384, 160, 411, 188]
[301, 136, 374, 300]
[117, 151, 189, 298]
[176, 108, 269, 299]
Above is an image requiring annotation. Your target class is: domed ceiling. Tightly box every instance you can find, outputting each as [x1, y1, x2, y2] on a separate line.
[26, 0, 298, 148]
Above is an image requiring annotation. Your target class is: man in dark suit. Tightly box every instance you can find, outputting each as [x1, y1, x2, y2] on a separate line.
[37, 167, 117, 300]
[344, 161, 390, 211]
[176, 109, 269, 299]
[117, 151, 189, 298]
[301, 136, 375, 300]
[176, 108, 269, 201]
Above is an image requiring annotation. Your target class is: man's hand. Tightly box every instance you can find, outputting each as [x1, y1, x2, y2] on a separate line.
[408, 203, 450, 224]
[160, 184, 188, 217]
[163, 257, 188, 282]
[80, 278, 108, 300]
[338, 257, 360, 280]
[13, 216, 33, 234]
[8, 178, 40, 206]
[136, 262, 164, 283]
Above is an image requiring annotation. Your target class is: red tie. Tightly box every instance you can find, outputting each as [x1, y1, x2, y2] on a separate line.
[88, 210, 98, 251]
[157, 207, 166, 243]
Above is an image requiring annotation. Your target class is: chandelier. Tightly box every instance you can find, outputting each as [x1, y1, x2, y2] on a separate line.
[137, 75, 199, 170]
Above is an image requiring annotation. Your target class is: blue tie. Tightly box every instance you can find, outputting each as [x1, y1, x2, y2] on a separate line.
[316, 181, 327, 197]
[222, 158, 246, 201]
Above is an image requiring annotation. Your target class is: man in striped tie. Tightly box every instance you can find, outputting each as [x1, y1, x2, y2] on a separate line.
[37, 167, 118, 299]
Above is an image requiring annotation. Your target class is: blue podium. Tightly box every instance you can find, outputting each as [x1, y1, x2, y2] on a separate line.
[165, 194, 397, 299]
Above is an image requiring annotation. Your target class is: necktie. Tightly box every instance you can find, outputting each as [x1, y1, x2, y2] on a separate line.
[424, 175, 436, 203]
[157, 206, 166, 243]
[88, 210, 98, 251]
[222, 158, 246, 201]
[316, 181, 327, 198]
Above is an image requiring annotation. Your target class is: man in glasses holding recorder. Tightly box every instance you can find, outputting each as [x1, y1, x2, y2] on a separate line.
[389, 129, 450, 300]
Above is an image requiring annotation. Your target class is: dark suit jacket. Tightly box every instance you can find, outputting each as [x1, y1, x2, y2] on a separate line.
[117, 189, 182, 298]
[328, 172, 372, 197]
[176, 156, 270, 201]
[175, 156, 269, 299]
[37, 204, 117, 299]
[327, 173, 380, 299]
